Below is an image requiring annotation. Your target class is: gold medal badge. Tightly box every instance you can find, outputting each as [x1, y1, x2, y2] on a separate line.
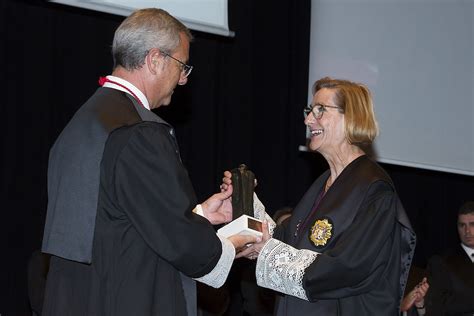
[309, 218, 333, 247]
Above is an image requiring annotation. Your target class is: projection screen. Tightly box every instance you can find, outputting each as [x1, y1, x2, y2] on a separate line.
[308, 0, 473, 176]
[49, 0, 233, 36]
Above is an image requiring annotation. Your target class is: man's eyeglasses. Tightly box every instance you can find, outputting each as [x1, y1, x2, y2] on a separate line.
[162, 52, 193, 78]
[304, 103, 342, 120]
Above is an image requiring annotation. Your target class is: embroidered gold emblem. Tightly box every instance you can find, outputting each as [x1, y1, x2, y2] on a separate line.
[309, 219, 332, 246]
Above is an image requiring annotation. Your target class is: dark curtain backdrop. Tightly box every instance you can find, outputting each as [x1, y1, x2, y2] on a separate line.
[0, 0, 472, 314]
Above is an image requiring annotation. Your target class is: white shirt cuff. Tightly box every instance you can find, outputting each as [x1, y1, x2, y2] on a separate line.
[193, 204, 204, 217]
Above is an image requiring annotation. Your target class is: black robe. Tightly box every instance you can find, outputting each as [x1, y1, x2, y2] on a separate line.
[42, 88, 222, 315]
[272, 156, 416, 315]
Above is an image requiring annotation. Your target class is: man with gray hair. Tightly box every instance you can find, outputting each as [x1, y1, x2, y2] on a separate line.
[41, 8, 257, 315]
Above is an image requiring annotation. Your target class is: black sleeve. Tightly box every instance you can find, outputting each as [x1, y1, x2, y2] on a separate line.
[303, 181, 398, 299]
[111, 122, 222, 278]
[272, 217, 291, 241]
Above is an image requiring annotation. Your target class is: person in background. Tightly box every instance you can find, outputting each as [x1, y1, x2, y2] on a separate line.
[41, 8, 257, 316]
[400, 277, 429, 315]
[223, 77, 416, 315]
[272, 207, 293, 225]
[425, 201, 474, 316]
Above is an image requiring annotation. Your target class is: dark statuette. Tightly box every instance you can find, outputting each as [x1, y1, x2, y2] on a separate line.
[231, 164, 255, 220]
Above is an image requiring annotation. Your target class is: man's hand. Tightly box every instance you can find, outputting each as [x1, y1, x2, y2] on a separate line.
[200, 170, 251, 225]
[227, 234, 261, 257]
[201, 176, 233, 225]
[235, 221, 270, 260]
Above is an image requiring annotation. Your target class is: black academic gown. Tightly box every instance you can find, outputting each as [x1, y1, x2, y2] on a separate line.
[42, 88, 222, 316]
[426, 245, 474, 316]
[272, 155, 415, 316]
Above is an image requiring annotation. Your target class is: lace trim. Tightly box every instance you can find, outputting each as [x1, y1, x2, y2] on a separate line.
[194, 235, 235, 288]
[253, 193, 276, 235]
[256, 238, 319, 300]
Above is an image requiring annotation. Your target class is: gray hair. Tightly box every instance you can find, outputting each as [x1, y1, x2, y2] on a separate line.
[112, 8, 193, 70]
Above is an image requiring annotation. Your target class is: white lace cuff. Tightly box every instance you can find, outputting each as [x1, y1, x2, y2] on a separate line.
[256, 238, 319, 300]
[253, 193, 276, 235]
[194, 234, 235, 288]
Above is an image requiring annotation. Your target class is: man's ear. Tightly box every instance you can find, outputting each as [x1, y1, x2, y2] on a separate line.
[146, 48, 162, 74]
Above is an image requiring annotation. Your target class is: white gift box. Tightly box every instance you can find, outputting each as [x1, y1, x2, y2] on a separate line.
[217, 215, 263, 238]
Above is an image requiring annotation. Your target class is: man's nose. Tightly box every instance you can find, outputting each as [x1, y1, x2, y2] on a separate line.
[466, 226, 473, 235]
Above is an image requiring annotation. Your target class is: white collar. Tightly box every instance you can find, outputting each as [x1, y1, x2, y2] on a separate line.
[102, 75, 150, 110]
[460, 243, 474, 262]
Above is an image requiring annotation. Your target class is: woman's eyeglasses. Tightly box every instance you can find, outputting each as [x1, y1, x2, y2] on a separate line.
[303, 103, 342, 120]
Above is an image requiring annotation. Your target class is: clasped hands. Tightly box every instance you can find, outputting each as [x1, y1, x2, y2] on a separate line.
[400, 277, 429, 312]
